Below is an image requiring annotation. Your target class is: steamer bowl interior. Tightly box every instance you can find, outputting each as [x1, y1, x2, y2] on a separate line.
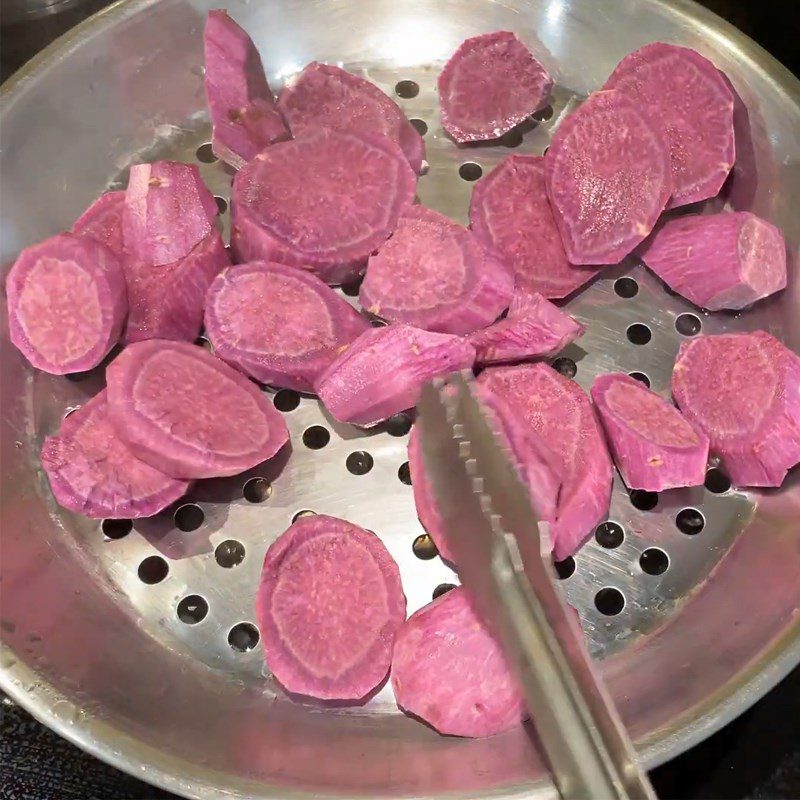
[1, 0, 799, 798]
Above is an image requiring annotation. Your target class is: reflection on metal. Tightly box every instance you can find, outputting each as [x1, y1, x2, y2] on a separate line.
[0, 0, 799, 798]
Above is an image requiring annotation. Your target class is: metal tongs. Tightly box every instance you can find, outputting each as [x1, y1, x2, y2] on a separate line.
[417, 373, 655, 800]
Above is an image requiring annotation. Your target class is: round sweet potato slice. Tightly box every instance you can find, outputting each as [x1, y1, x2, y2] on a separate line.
[470, 155, 602, 299]
[205, 261, 370, 391]
[360, 206, 513, 334]
[6, 232, 126, 375]
[591, 373, 709, 491]
[479, 364, 613, 561]
[408, 381, 562, 564]
[671, 331, 800, 487]
[41, 391, 189, 519]
[545, 90, 672, 265]
[278, 62, 424, 173]
[256, 514, 406, 702]
[603, 42, 735, 209]
[231, 129, 416, 284]
[438, 31, 552, 143]
[391, 586, 526, 737]
[106, 340, 289, 479]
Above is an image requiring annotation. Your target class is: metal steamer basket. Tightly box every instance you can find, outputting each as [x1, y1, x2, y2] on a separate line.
[1, 1, 798, 798]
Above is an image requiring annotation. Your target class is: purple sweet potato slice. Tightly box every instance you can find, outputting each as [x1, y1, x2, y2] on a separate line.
[256, 514, 406, 701]
[106, 339, 289, 479]
[277, 62, 424, 174]
[438, 31, 552, 144]
[316, 324, 475, 426]
[359, 206, 513, 335]
[6, 233, 126, 375]
[475, 383, 562, 528]
[391, 586, 525, 737]
[203, 10, 289, 170]
[408, 383, 561, 563]
[407, 425, 453, 562]
[603, 43, 735, 209]
[124, 161, 218, 268]
[479, 364, 612, 561]
[124, 228, 230, 343]
[591, 373, 709, 491]
[41, 391, 189, 518]
[469, 290, 585, 365]
[231, 128, 416, 284]
[72, 191, 126, 258]
[672, 332, 800, 487]
[545, 90, 672, 265]
[721, 76, 757, 211]
[640, 212, 786, 311]
[469, 155, 602, 299]
[204, 261, 370, 391]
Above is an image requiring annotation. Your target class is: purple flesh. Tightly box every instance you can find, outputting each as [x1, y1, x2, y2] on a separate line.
[479, 364, 613, 561]
[591, 373, 709, 491]
[407, 424, 453, 562]
[640, 212, 786, 311]
[204, 261, 370, 391]
[672, 331, 800, 487]
[203, 10, 289, 170]
[231, 128, 416, 284]
[475, 384, 562, 527]
[124, 228, 230, 343]
[407, 383, 562, 563]
[73, 181, 229, 343]
[545, 90, 673, 265]
[230, 200, 363, 287]
[277, 62, 425, 173]
[106, 339, 289, 479]
[315, 324, 476, 426]
[41, 391, 190, 519]
[721, 75, 757, 211]
[360, 205, 514, 335]
[256, 515, 406, 702]
[124, 161, 218, 268]
[72, 191, 126, 258]
[469, 290, 585, 365]
[469, 155, 602, 299]
[391, 586, 526, 738]
[438, 31, 552, 143]
[6, 233, 127, 375]
[603, 43, 735, 209]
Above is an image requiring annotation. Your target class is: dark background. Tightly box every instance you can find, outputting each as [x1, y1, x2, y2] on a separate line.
[1, 1, 798, 798]
[1, 0, 799, 82]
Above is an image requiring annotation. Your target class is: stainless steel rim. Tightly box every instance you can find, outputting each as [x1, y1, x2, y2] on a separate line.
[1, 0, 799, 797]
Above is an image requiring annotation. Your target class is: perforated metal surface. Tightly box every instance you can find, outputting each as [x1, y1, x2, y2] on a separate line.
[70, 68, 756, 675]
[2, 0, 799, 797]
